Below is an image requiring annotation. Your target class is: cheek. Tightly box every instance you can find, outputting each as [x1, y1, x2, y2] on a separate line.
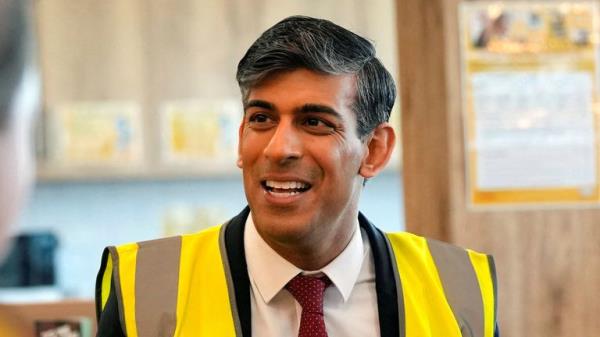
[239, 131, 257, 159]
[330, 142, 365, 172]
[328, 146, 367, 196]
[239, 143, 256, 169]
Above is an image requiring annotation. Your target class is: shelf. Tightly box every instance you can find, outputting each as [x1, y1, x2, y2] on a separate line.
[36, 162, 241, 183]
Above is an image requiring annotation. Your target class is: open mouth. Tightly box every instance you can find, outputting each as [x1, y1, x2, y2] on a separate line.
[261, 180, 312, 196]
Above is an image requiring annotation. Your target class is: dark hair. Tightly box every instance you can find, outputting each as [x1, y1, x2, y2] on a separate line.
[0, 0, 32, 131]
[236, 15, 396, 138]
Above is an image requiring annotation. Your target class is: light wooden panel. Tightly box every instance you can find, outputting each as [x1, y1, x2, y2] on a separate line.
[34, 0, 400, 180]
[398, 1, 600, 336]
[397, 0, 451, 240]
[35, 0, 150, 172]
[36, 0, 146, 103]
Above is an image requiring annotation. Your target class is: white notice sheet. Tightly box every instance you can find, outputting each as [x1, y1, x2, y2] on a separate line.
[471, 71, 597, 191]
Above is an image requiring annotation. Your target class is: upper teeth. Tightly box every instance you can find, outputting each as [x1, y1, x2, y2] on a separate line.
[265, 181, 309, 189]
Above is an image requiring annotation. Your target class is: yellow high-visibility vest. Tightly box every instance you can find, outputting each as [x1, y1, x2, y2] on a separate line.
[97, 209, 497, 337]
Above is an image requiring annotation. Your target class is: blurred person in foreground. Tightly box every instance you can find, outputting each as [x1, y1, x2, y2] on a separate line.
[96, 16, 499, 337]
[0, 0, 41, 335]
[0, 0, 39, 256]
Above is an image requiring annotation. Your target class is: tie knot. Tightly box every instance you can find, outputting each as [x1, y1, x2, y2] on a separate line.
[285, 274, 332, 313]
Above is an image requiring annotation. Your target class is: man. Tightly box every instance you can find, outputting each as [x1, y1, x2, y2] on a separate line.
[96, 16, 498, 337]
[0, 0, 40, 334]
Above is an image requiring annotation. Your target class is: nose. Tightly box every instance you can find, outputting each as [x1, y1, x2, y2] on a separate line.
[263, 119, 302, 165]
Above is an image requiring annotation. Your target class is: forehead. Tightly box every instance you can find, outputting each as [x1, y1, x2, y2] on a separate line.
[246, 69, 356, 112]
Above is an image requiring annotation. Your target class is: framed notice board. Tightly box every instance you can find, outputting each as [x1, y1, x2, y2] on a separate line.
[460, 2, 600, 207]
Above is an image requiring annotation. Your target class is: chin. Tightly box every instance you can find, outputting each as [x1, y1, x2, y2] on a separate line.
[252, 209, 316, 242]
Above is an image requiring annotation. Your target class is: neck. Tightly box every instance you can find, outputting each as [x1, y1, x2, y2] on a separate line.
[258, 214, 358, 271]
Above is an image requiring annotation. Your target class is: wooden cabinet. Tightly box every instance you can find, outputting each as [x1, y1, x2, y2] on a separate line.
[0, 300, 95, 337]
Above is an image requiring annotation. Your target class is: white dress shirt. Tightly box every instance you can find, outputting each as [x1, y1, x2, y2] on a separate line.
[244, 214, 380, 337]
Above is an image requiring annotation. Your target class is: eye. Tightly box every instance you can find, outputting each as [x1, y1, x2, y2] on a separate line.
[302, 117, 335, 133]
[247, 112, 275, 130]
[249, 113, 270, 123]
[305, 118, 323, 127]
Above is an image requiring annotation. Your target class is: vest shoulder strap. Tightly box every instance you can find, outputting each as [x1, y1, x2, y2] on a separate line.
[426, 238, 497, 337]
[96, 225, 238, 337]
[386, 232, 497, 337]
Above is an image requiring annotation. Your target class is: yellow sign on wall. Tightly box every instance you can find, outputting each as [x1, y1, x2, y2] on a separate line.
[460, 2, 600, 206]
[49, 101, 144, 167]
[159, 100, 241, 166]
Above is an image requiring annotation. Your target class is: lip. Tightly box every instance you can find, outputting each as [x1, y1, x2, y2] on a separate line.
[260, 174, 313, 206]
[263, 188, 306, 205]
[261, 174, 312, 185]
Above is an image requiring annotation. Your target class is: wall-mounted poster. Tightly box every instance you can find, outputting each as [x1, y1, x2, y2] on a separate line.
[159, 99, 241, 169]
[460, 2, 600, 207]
[47, 101, 144, 168]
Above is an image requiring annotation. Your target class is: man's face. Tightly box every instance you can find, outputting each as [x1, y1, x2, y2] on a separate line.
[238, 68, 368, 256]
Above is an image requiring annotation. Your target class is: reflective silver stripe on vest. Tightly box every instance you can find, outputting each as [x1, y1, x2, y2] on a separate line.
[135, 236, 182, 337]
[219, 222, 244, 337]
[427, 239, 484, 337]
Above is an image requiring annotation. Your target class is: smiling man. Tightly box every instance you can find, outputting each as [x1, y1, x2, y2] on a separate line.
[96, 16, 498, 337]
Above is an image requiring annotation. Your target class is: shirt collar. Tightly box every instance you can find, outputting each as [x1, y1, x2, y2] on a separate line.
[244, 213, 364, 304]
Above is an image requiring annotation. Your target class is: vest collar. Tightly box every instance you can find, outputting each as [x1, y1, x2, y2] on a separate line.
[223, 207, 403, 337]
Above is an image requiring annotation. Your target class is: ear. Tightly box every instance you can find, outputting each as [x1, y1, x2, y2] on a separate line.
[359, 123, 396, 178]
[236, 119, 245, 168]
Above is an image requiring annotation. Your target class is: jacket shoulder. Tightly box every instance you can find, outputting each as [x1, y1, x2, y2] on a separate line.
[109, 223, 223, 252]
[385, 230, 491, 258]
[385, 231, 497, 337]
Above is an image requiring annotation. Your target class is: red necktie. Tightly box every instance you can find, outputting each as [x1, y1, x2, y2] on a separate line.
[285, 274, 332, 337]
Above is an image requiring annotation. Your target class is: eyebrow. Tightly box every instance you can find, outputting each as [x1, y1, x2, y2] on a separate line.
[295, 104, 342, 119]
[245, 99, 342, 118]
[244, 100, 274, 112]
